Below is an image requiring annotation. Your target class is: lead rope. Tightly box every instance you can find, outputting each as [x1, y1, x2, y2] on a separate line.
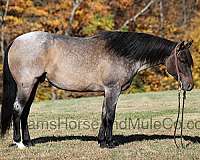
[174, 88, 181, 148]
[180, 90, 186, 148]
[173, 46, 187, 149]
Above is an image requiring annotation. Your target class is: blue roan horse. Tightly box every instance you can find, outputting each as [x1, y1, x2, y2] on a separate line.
[0, 31, 193, 148]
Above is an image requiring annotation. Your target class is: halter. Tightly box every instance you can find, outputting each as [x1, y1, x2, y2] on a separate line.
[173, 44, 187, 148]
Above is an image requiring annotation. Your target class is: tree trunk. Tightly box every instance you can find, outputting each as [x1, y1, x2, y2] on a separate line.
[182, 0, 187, 25]
[0, 0, 9, 62]
[159, 0, 164, 37]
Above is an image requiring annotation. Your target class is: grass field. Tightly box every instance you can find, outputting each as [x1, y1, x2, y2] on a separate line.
[1, 90, 200, 160]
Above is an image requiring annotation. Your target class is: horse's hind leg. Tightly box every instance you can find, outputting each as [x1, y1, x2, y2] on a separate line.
[13, 80, 38, 149]
[20, 80, 40, 147]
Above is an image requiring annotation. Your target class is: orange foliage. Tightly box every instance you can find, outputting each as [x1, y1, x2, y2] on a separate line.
[0, 0, 200, 100]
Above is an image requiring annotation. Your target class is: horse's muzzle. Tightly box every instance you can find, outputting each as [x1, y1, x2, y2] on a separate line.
[182, 83, 194, 91]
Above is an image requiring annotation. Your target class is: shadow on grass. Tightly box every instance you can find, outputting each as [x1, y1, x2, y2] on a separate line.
[32, 134, 200, 146]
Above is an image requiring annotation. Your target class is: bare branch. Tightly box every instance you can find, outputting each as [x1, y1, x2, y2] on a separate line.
[65, 0, 83, 35]
[1, 0, 9, 60]
[120, 0, 158, 30]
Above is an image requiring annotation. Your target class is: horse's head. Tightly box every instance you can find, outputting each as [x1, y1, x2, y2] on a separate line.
[165, 40, 194, 91]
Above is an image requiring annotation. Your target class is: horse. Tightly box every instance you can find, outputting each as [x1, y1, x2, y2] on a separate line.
[0, 31, 194, 149]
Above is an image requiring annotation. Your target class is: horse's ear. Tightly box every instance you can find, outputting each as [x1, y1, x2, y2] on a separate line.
[185, 40, 193, 49]
[176, 41, 185, 52]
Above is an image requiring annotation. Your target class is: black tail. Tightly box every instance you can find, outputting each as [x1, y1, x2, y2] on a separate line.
[0, 42, 17, 137]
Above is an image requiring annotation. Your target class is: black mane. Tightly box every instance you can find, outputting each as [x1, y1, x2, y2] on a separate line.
[99, 31, 177, 64]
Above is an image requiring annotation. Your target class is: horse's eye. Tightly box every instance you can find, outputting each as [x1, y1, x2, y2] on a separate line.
[178, 54, 187, 63]
[179, 58, 186, 63]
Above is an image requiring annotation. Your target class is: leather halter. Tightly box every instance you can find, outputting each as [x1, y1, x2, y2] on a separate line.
[174, 45, 181, 90]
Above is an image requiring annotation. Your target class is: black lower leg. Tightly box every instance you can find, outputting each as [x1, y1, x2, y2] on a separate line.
[105, 105, 116, 148]
[98, 85, 120, 148]
[21, 111, 32, 146]
[13, 110, 21, 143]
[98, 99, 107, 148]
[12, 84, 33, 147]
[105, 86, 120, 148]
[21, 82, 38, 147]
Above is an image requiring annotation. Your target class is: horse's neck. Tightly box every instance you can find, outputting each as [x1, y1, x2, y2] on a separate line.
[136, 53, 171, 72]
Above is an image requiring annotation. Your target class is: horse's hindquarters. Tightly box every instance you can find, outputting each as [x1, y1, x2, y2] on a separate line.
[8, 31, 49, 87]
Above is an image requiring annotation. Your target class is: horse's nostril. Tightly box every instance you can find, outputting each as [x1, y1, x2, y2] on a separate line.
[188, 84, 193, 91]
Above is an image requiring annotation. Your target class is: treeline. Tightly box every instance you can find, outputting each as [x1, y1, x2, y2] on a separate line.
[0, 0, 200, 100]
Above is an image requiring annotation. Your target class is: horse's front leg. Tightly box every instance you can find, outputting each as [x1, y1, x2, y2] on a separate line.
[98, 85, 121, 148]
[98, 98, 107, 148]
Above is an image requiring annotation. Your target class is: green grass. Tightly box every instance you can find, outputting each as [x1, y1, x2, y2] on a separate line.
[1, 90, 200, 159]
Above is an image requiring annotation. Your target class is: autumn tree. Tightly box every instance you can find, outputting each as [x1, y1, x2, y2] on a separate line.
[0, 0, 200, 100]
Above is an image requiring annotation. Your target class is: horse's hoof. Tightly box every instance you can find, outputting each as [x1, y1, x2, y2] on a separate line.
[11, 141, 27, 149]
[9, 143, 17, 148]
[99, 141, 107, 148]
[107, 143, 115, 149]
[23, 141, 34, 147]
[107, 141, 118, 149]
